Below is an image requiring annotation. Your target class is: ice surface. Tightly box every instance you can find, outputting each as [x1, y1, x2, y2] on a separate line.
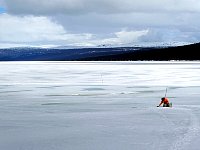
[0, 61, 200, 150]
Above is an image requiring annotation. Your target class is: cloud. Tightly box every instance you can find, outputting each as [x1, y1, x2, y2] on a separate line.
[0, 14, 198, 48]
[92, 28, 197, 46]
[0, 14, 93, 47]
[1, 0, 200, 47]
[97, 29, 149, 46]
[4, 0, 200, 15]
[139, 28, 198, 46]
[0, 14, 148, 47]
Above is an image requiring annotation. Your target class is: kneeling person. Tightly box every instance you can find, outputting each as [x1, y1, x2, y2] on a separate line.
[157, 97, 170, 107]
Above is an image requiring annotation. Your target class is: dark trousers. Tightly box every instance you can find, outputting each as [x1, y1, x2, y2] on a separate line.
[163, 103, 170, 107]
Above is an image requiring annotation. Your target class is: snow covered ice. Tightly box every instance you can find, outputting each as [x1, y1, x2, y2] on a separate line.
[1, 61, 200, 150]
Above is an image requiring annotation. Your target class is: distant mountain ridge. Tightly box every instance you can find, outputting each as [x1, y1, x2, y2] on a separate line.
[0, 42, 199, 61]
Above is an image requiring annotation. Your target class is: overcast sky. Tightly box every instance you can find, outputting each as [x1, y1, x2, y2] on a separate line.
[0, 0, 200, 48]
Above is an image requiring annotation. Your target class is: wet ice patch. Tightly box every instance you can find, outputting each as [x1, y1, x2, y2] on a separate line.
[41, 102, 65, 106]
[83, 87, 105, 91]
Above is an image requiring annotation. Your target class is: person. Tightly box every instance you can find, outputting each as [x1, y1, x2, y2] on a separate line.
[157, 97, 170, 107]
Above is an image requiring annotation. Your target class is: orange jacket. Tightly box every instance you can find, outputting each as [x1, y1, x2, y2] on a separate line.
[159, 97, 169, 106]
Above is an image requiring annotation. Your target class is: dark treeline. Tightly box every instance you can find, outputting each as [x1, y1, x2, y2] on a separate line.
[79, 43, 200, 61]
[0, 42, 200, 61]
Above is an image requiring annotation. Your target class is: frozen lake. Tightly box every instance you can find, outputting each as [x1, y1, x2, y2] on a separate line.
[1, 61, 200, 150]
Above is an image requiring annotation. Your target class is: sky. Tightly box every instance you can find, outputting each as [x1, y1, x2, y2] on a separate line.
[0, 0, 200, 48]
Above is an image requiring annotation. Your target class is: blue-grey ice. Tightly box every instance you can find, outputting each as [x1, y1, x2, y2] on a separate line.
[0, 61, 200, 150]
